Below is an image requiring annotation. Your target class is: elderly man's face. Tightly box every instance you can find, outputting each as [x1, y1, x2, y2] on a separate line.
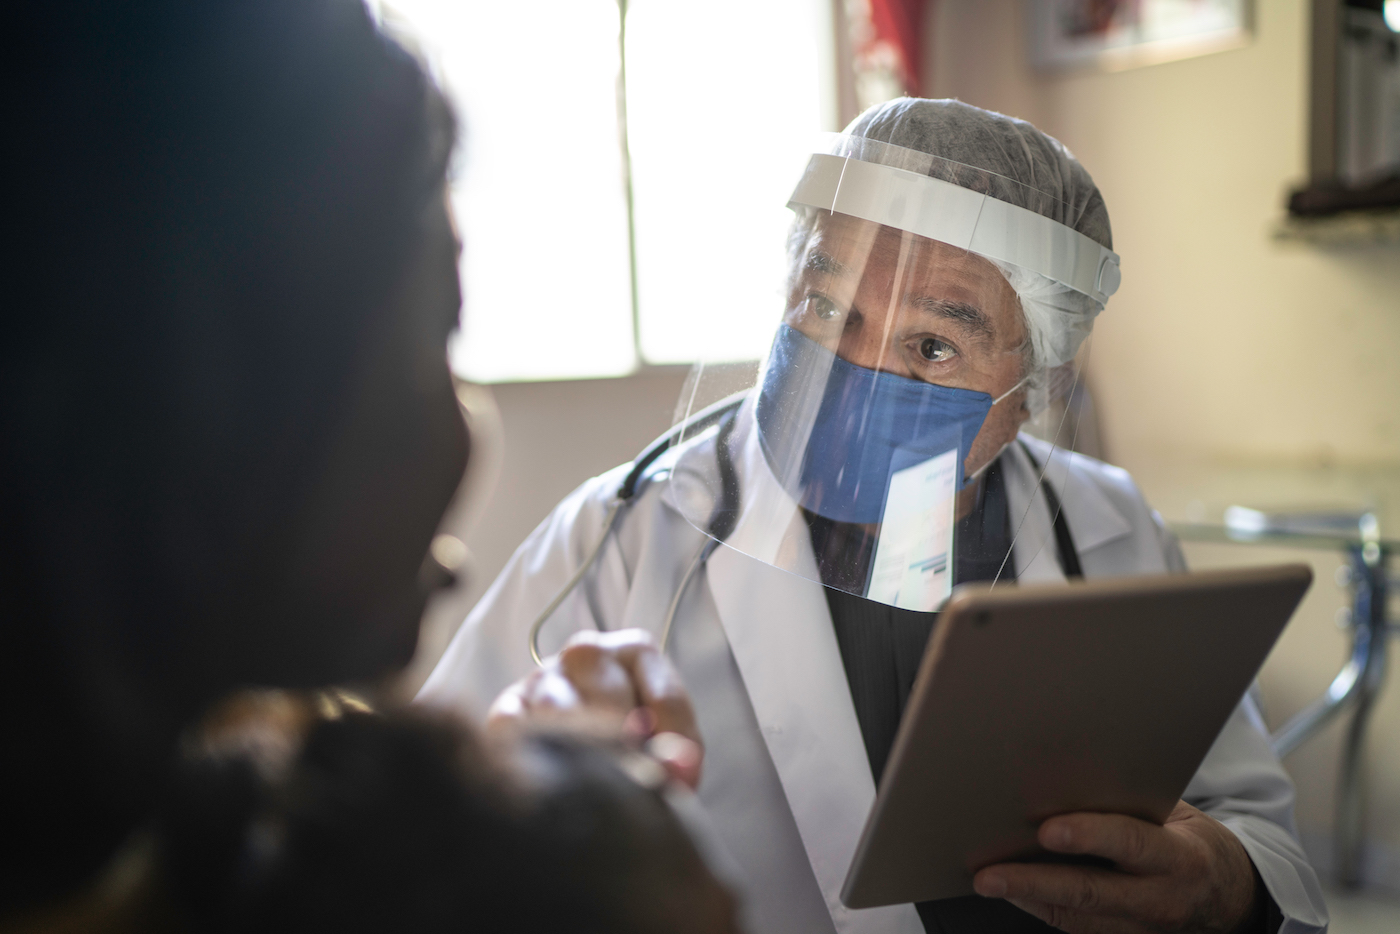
[785, 212, 1030, 489]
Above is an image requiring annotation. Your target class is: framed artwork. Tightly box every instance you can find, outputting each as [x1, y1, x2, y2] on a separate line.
[1028, 0, 1253, 72]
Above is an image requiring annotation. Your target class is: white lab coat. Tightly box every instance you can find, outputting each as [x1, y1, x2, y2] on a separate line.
[420, 401, 1328, 934]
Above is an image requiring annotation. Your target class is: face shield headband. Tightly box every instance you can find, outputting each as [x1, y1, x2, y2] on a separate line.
[665, 137, 1114, 613]
[787, 142, 1121, 308]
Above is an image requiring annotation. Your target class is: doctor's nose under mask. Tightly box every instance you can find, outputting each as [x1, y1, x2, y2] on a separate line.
[756, 220, 1030, 524]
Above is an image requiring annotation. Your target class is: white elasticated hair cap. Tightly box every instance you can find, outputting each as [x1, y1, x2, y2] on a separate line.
[990, 258, 1102, 370]
[834, 99, 1115, 370]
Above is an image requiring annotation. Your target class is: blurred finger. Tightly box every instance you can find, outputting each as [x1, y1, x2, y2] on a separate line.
[484, 682, 528, 731]
[973, 863, 1138, 917]
[486, 670, 553, 733]
[554, 634, 638, 710]
[608, 630, 701, 746]
[646, 731, 703, 791]
[1037, 811, 1173, 874]
[526, 669, 588, 712]
[622, 706, 657, 743]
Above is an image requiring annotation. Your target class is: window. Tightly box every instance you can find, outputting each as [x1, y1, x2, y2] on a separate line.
[381, 0, 836, 381]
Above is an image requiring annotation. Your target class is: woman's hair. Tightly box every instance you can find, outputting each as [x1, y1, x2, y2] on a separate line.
[3, 1, 457, 909]
[161, 698, 739, 934]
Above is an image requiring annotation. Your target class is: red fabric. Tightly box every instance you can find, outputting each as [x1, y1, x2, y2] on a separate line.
[868, 0, 928, 97]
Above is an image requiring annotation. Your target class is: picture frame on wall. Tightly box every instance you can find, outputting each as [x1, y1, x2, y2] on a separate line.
[1028, 0, 1254, 72]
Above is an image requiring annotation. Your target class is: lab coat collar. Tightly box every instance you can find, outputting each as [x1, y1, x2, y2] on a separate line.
[659, 411, 1131, 933]
[667, 402, 922, 934]
[1002, 434, 1133, 582]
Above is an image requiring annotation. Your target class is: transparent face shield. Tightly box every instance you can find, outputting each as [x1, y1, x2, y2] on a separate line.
[669, 137, 1119, 611]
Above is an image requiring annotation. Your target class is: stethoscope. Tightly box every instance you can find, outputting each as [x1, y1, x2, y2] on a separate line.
[527, 392, 748, 664]
[525, 396, 1085, 665]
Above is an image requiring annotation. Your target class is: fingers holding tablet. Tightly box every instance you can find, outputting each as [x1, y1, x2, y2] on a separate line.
[973, 800, 1259, 934]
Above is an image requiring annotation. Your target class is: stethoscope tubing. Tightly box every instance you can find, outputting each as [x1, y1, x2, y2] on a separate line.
[526, 495, 626, 665]
[527, 392, 747, 665]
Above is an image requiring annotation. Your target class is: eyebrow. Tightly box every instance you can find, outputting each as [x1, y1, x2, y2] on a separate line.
[805, 250, 850, 278]
[805, 247, 995, 341]
[910, 297, 994, 341]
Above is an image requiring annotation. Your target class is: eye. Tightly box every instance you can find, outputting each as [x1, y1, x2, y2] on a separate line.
[808, 295, 841, 320]
[918, 337, 958, 362]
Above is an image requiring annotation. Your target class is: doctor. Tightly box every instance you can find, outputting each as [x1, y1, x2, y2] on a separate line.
[420, 100, 1326, 934]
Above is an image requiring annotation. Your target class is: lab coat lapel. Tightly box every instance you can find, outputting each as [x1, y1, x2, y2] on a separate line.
[1004, 435, 1133, 580]
[702, 406, 922, 934]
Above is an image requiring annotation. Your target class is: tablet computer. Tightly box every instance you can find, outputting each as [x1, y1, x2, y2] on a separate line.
[840, 563, 1311, 909]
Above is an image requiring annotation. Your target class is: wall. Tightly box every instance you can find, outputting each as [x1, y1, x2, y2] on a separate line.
[928, 0, 1400, 888]
[931, 0, 1400, 470]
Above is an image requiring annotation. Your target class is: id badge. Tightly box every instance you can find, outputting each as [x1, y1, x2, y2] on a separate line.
[865, 439, 959, 612]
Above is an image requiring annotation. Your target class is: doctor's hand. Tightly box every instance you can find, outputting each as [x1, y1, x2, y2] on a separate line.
[972, 800, 1261, 934]
[486, 629, 704, 790]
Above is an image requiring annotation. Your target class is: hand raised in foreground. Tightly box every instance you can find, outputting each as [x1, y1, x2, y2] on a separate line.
[487, 629, 704, 789]
[973, 800, 1262, 934]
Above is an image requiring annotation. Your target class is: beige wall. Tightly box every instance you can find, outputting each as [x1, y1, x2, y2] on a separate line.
[931, 0, 1400, 470]
[928, 0, 1400, 886]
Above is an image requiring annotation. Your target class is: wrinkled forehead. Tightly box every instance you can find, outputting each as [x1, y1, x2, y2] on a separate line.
[798, 211, 1018, 310]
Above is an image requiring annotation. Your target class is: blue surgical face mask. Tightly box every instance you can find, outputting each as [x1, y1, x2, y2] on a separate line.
[755, 324, 1001, 525]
